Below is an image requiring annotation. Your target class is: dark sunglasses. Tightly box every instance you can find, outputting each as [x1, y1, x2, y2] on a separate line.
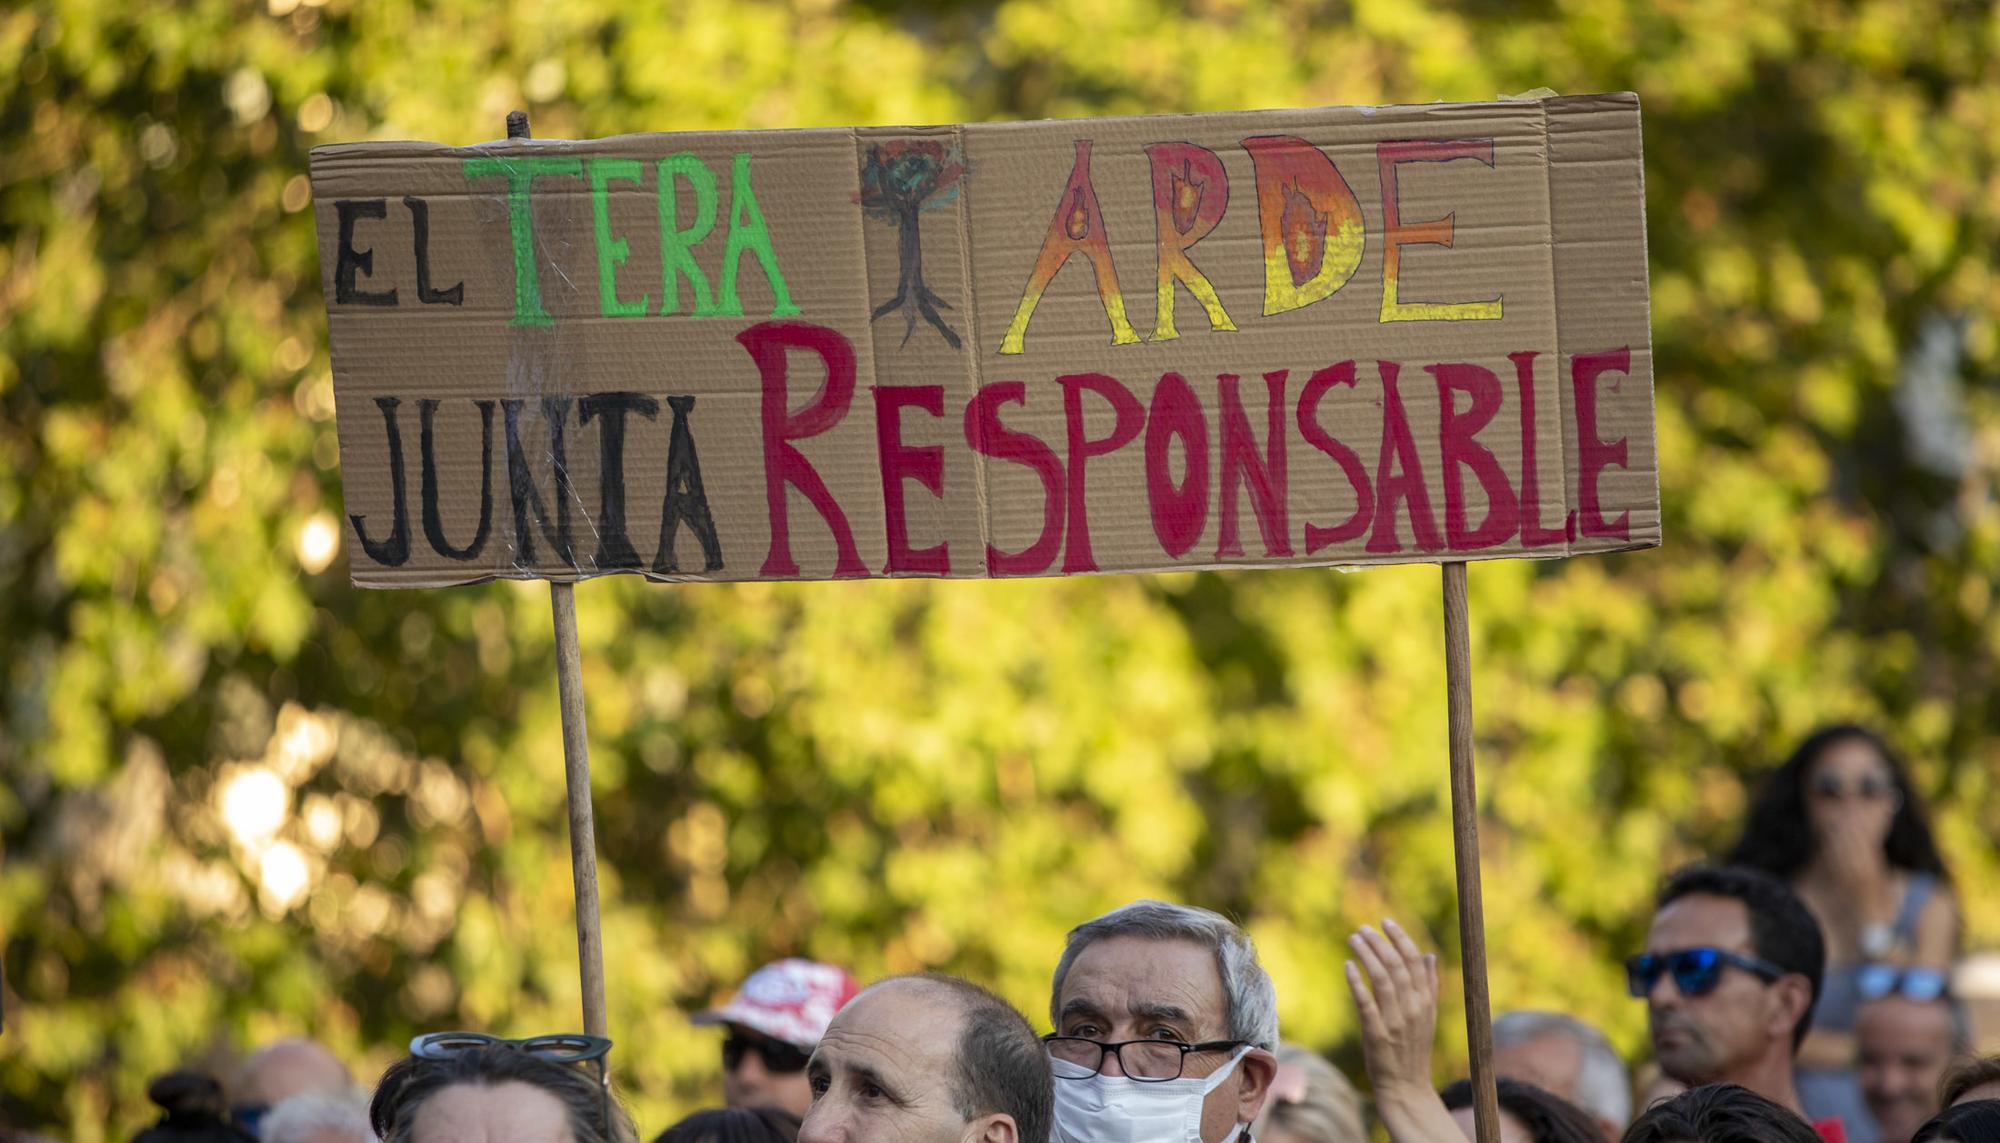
[410, 1032, 613, 1131]
[1857, 964, 1948, 1003]
[1810, 773, 1899, 803]
[723, 1033, 812, 1075]
[1626, 947, 1787, 998]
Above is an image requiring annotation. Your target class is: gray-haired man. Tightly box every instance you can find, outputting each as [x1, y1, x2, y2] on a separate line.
[1493, 1010, 1633, 1140]
[1046, 900, 1278, 1143]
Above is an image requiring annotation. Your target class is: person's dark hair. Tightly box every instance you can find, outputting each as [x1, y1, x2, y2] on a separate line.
[889, 975, 1053, 1143]
[1440, 1078, 1601, 1143]
[649, 1107, 800, 1143]
[1911, 1099, 2000, 1142]
[369, 1047, 633, 1143]
[131, 1072, 256, 1143]
[1657, 865, 1825, 1050]
[1727, 725, 1949, 880]
[1940, 1055, 2000, 1107]
[1619, 1083, 1821, 1143]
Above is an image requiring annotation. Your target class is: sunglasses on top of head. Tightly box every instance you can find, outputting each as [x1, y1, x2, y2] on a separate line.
[1857, 964, 1949, 1003]
[722, 1033, 812, 1075]
[410, 1032, 614, 1132]
[1625, 947, 1788, 998]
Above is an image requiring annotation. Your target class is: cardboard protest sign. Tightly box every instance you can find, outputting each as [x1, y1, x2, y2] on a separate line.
[310, 93, 1657, 588]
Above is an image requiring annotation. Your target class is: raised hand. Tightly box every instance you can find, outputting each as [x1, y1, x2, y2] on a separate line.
[1345, 919, 1463, 1143]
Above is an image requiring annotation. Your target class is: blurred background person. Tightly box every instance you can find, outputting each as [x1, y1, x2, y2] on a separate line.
[1909, 1100, 2000, 1143]
[1439, 1077, 1602, 1143]
[692, 958, 860, 1118]
[259, 1090, 373, 1143]
[131, 1072, 256, 1143]
[1621, 1083, 1824, 1143]
[1939, 1056, 2000, 1108]
[1856, 994, 1967, 1142]
[1493, 1010, 1633, 1140]
[1250, 1043, 1366, 1143]
[651, 1107, 801, 1143]
[1729, 726, 1961, 1143]
[229, 1039, 354, 1137]
[368, 1033, 637, 1143]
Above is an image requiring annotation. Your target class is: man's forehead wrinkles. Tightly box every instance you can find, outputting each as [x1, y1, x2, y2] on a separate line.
[821, 1024, 917, 1063]
[1063, 965, 1225, 1038]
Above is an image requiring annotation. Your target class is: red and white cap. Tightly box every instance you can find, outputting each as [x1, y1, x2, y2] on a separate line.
[692, 958, 862, 1049]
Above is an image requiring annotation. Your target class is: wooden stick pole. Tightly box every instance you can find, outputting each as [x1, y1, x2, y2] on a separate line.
[508, 107, 609, 1041]
[1442, 560, 1500, 1143]
[551, 579, 610, 1039]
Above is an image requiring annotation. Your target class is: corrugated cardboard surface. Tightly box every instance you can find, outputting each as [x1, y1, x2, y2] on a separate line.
[310, 93, 1657, 588]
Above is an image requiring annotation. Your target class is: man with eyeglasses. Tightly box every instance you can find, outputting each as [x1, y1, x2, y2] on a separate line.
[1044, 900, 1278, 1143]
[1629, 865, 1845, 1141]
[694, 958, 861, 1118]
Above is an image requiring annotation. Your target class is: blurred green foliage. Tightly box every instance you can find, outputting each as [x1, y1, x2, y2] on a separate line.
[4, 0, 2000, 1137]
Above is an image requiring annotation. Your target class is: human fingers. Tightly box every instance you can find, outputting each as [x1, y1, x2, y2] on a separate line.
[1383, 917, 1426, 962]
[1344, 960, 1383, 1038]
[1348, 930, 1397, 1002]
[1383, 919, 1433, 998]
[1359, 924, 1420, 1009]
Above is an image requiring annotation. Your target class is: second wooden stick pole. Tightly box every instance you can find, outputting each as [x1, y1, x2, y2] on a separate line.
[1442, 560, 1500, 1142]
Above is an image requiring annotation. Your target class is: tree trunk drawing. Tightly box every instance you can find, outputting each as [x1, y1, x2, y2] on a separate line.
[858, 140, 966, 349]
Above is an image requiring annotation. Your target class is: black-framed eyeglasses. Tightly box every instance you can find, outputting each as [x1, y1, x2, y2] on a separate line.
[1043, 1035, 1246, 1082]
[723, 1033, 812, 1075]
[1625, 948, 1787, 998]
[410, 1032, 613, 1131]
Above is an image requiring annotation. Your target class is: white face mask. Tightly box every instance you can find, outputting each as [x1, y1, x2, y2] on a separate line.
[1051, 1045, 1254, 1143]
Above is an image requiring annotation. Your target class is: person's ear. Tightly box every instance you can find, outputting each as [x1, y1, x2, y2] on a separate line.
[960, 1111, 1019, 1143]
[1233, 1047, 1278, 1126]
[1770, 974, 1813, 1041]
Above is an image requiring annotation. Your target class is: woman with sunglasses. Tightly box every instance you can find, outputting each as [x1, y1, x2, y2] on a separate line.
[369, 1033, 638, 1143]
[1727, 725, 1961, 1143]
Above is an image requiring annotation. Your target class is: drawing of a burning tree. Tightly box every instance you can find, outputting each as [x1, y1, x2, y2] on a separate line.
[858, 139, 966, 349]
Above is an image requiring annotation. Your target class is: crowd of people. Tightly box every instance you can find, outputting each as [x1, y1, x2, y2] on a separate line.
[108, 725, 1998, 1143]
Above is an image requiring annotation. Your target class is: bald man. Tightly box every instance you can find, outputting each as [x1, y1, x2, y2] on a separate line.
[233, 1039, 353, 1134]
[1857, 997, 1963, 1143]
[801, 975, 1052, 1143]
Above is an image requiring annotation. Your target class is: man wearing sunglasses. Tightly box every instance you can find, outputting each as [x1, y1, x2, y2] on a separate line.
[693, 958, 862, 1118]
[1629, 866, 1840, 1139]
